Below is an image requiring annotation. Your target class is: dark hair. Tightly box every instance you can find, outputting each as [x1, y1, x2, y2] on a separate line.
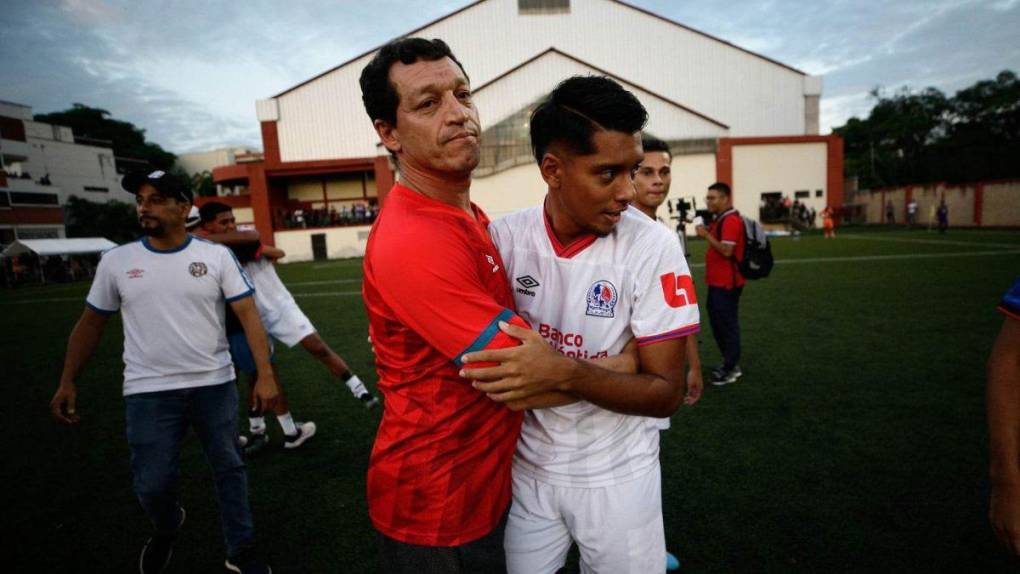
[529, 76, 647, 164]
[708, 182, 731, 197]
[641, 134, 671, 160]
[359, 38, 469, 126]
[199, 201, 233, 223]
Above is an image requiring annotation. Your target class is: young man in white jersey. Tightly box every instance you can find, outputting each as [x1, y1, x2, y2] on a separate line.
[461, 76, 700, 574]
[633, 134, 704, 572]
[49, 170, 275, 574]
[633, 135, 704, 408]
[198, 202, 378, 453]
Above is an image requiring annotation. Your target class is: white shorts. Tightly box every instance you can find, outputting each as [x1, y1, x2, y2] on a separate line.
[263, 304, 315, 348]
[505, 463, 665, 574]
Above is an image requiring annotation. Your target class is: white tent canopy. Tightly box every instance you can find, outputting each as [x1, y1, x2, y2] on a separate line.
[2, 238, 118, 258]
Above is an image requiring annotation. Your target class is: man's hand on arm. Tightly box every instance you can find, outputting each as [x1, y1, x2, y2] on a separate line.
[987, 316, 1020, 555]
[462, 322, 687, 417]
[230, 296, 279, 413]
[201, 230, 261, 247]
[261, 245, 286, 260]
[460, 322, 581, 410]
[50, 308, 109, 425]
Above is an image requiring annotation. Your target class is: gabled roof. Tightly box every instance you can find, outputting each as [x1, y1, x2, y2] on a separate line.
[273, 0, 804, 99]
[472, 47, 729, 129]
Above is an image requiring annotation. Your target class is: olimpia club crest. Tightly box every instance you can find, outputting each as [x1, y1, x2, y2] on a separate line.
[189, 262, 208, 277]
[586, 280, 618, 318]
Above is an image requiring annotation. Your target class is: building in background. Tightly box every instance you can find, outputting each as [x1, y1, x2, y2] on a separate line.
[0, 100, 127, 245]
[213, 0, 843, 262]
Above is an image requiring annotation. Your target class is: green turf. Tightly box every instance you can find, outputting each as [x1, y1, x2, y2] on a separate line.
[3, 228, 1018, 572]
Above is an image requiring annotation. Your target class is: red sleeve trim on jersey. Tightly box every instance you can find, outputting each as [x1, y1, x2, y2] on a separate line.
[635, 322, 700, 347]
[998, 305, 1020, 322]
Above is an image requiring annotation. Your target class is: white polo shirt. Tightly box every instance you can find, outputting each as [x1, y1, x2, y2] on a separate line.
[489, 205, 700, 487]
[86, 235, 255, 396]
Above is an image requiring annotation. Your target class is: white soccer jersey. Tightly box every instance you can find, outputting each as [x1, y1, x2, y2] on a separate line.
[489, 205, 700, 488]
[243, 257, 315, 347]
[86, 235, 255, 396]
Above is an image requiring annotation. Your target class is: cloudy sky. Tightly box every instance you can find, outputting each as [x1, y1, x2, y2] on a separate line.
[3, 0, 1018, 154]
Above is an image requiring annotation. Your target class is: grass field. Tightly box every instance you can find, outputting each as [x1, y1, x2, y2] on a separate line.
[3, 227, 1019, 572]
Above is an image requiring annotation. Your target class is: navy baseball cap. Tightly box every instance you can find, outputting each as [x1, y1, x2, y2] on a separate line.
[121, 170, 193, 204]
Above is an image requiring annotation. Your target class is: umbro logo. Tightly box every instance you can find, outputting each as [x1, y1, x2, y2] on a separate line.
[515, 275, 539, 298]
[516, 276, 540, 289]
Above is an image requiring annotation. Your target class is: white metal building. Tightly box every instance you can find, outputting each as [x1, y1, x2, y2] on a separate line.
[214, 0, 843, 262]
[0, 100, 128, 245]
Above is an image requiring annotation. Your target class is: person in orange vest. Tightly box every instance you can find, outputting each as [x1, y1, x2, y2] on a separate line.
[822, 206, 836, 238]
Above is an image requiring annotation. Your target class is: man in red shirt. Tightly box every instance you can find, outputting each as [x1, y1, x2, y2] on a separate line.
[358, 38, 538, 572]
[695, 182, 746, 385]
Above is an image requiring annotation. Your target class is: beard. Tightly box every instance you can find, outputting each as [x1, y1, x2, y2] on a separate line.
[139, 218, 166, 237]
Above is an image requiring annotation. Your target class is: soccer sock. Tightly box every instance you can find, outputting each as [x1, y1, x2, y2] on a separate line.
[277, 412, 298, 436]
[248, 410, 265, 434]
[344, 374, 369, 397]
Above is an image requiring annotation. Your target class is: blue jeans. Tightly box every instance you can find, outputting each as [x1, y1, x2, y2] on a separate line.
[707, 286, 743, 370]
[125, 381, 254, 558]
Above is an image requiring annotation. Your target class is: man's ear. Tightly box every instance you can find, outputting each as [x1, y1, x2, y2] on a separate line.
[374, 119, 401, 154]
[539, 152, 563, 190]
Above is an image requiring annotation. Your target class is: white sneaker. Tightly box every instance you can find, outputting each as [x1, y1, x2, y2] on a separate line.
[284, 421, 316, 449]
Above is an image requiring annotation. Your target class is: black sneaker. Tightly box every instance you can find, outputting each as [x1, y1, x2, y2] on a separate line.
[359, 392, 380, 409]
[139, 507, 185, 574]
[225, 548, 272, 573]
[711, 366, 743, 386]
[242, 432, 269, 458]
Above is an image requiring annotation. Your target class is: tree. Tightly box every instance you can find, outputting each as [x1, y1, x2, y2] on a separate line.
[191, 171, 217, 197]
[64, 197, 141, 244]
[834, 70, 1020, 188]
[34, 104, 176, 171]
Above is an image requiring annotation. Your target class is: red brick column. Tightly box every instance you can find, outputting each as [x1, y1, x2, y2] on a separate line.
[374, 156, 395, 206]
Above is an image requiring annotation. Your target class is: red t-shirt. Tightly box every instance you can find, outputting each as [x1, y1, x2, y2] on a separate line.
[705, 209, 746, 289]
[362, 183, 526, 546]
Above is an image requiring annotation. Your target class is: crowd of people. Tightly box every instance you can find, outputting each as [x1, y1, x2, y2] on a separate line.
[759, 195, 817, 230]
[278, 201, 379, 229]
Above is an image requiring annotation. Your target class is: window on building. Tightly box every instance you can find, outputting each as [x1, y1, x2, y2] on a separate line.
[10, 192, 59, 205]
[816, 189, 823, 197]
[0, 191, 9, 208]
[519, 0, 570, 14]
[794, 190, 810, 199]
[84, 186, 109, 193]
[476, 100, 541, 176]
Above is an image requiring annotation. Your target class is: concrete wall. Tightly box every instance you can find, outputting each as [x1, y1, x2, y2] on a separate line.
[853, 180, 1020, 226]
[731, 142, 828, 220]
[983, 182, 1020, 226]
[670, 153, 716, 204]
[273, 225, 373, 262]
[471, 163, 547, 220]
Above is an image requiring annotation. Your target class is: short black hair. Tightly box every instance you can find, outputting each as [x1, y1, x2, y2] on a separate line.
[529, 76, 648, 164]
[641, 134, 671, 160]
[199, 201, 233, 223]
[708, 182, 732, 197]
[359, 37, 469, 127]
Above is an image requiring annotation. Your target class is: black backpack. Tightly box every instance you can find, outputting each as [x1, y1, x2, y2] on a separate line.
[715, 212, 774, 280]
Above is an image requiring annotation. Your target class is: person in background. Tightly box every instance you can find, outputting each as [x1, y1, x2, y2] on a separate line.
[988, 276, 1020, 556]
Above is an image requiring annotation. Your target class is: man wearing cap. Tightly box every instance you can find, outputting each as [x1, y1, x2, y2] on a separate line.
[49, 170, 276, 574]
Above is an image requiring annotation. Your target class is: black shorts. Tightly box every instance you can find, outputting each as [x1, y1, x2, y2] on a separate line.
[376, 511, 508, 574]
